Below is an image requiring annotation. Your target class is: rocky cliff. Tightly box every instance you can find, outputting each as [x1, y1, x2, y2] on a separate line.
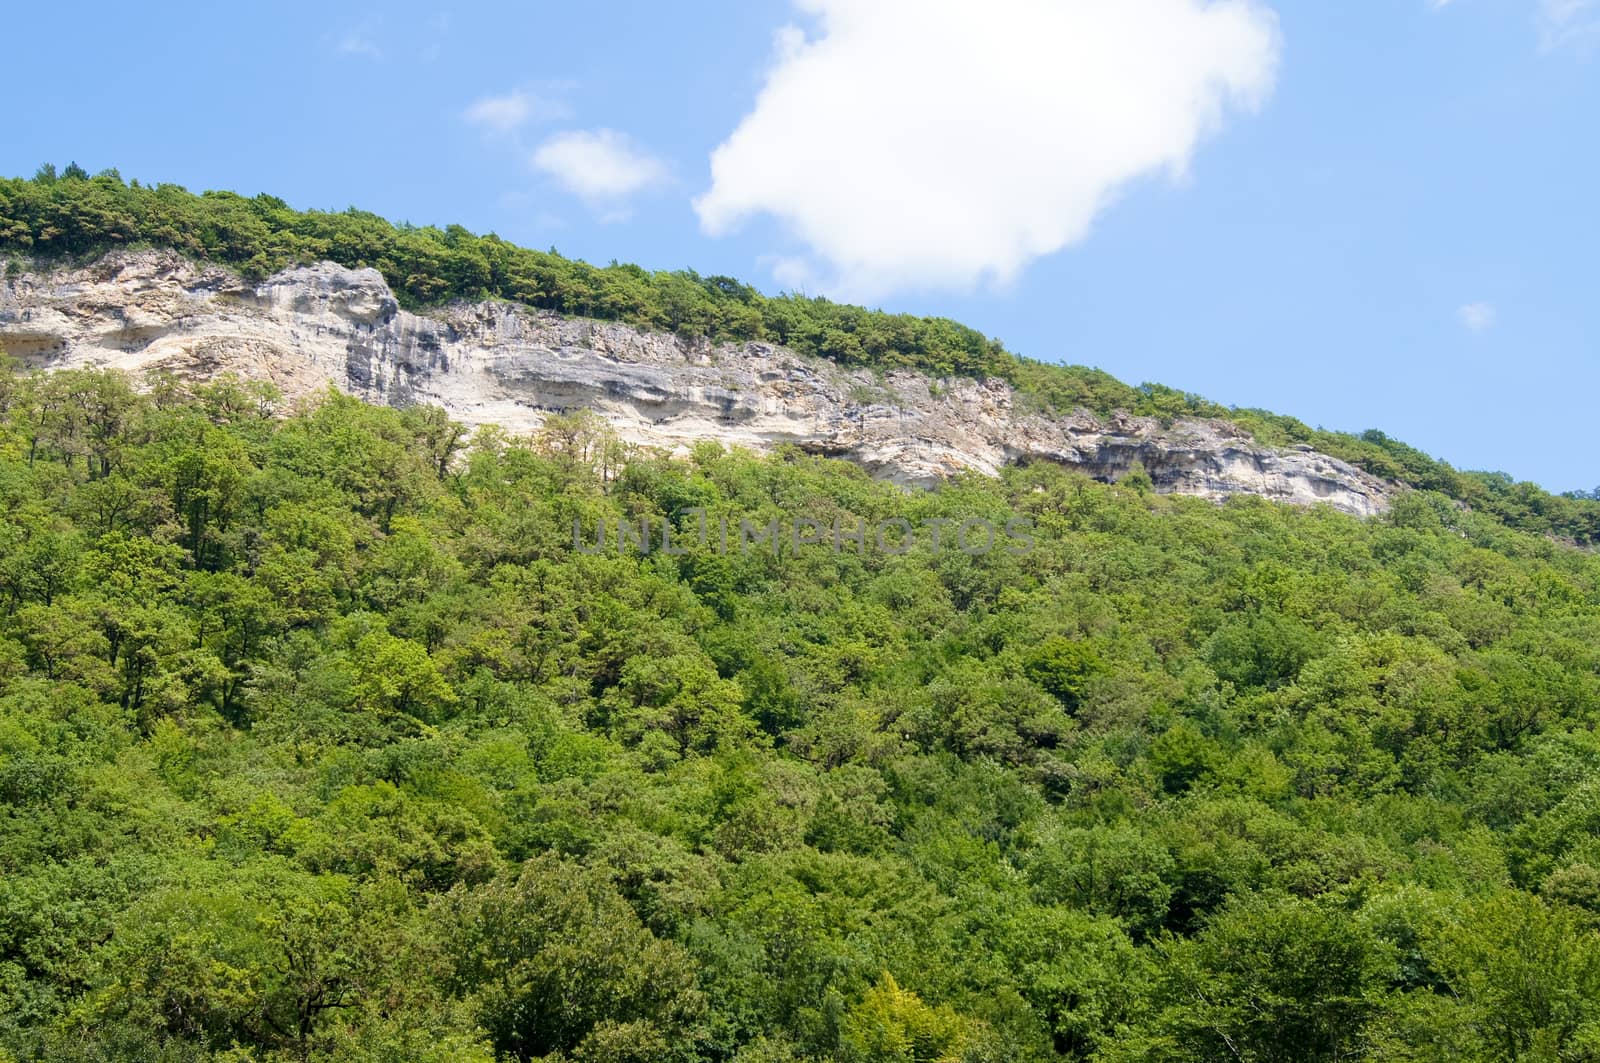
[0, 250, 1390, 516]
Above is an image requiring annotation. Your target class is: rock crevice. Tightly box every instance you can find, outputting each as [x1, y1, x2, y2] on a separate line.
[0, 250, 1391, 516]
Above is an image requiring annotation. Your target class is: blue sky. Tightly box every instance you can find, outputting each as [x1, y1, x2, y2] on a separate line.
[9, 0, 1599, 491]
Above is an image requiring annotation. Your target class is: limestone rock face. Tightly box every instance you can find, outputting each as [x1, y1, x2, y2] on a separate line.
[0, 250, 1390, 516]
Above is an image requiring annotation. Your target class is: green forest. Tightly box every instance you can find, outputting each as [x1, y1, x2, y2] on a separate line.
[4, 165, 1600, 545]
[0, 359, 1598, 1061]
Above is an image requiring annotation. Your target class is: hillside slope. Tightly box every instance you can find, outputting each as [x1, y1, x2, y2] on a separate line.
[2, 168, 1598, 540]
[0, 369, 1596, 1060]
[1, 249, 1390, 516]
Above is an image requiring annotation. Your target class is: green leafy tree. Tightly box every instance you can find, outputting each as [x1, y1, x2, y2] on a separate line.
[447, 855, 706, 1062]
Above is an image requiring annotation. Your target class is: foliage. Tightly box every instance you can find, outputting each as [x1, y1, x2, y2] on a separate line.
[1, 360, 1600, 1060]
[4, 165, 1598, 542]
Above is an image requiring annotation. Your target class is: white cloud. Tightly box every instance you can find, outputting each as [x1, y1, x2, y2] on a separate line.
[463, 91, 567, 134]
[1433, 0, 1599, 52]
[532, 129, 670, 209]
[695, 0, 1281, 296]
[335, 32, 382, 59]
[465, 93, 534, 133]
[1540, 0, 1600, 49]
[765, 254, 819, 293]
[1458, 302, 1497, 332]
[462, 86, 575, 136]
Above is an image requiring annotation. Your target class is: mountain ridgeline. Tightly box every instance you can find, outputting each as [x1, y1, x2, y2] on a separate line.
[0, 250, 1394, 516]
[1, 167, 1600, 1062]
[2, 165, 1597, 542]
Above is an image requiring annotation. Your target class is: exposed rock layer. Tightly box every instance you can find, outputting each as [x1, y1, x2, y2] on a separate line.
[0, 251, 1390, 516]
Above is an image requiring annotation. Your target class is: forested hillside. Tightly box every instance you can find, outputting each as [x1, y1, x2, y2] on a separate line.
[4, 165, 1600, 544]
[1, 362, 1599, 1061]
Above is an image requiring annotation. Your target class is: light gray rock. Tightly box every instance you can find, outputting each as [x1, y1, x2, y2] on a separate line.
[0, 250, 1390, 516]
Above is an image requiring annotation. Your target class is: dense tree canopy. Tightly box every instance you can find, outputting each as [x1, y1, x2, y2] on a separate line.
[4, 164, 1599, 544]
[0, 359, 1597, 1060]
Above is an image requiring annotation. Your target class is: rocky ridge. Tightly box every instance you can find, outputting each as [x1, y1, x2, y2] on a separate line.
[0, 250, 1390, 516]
